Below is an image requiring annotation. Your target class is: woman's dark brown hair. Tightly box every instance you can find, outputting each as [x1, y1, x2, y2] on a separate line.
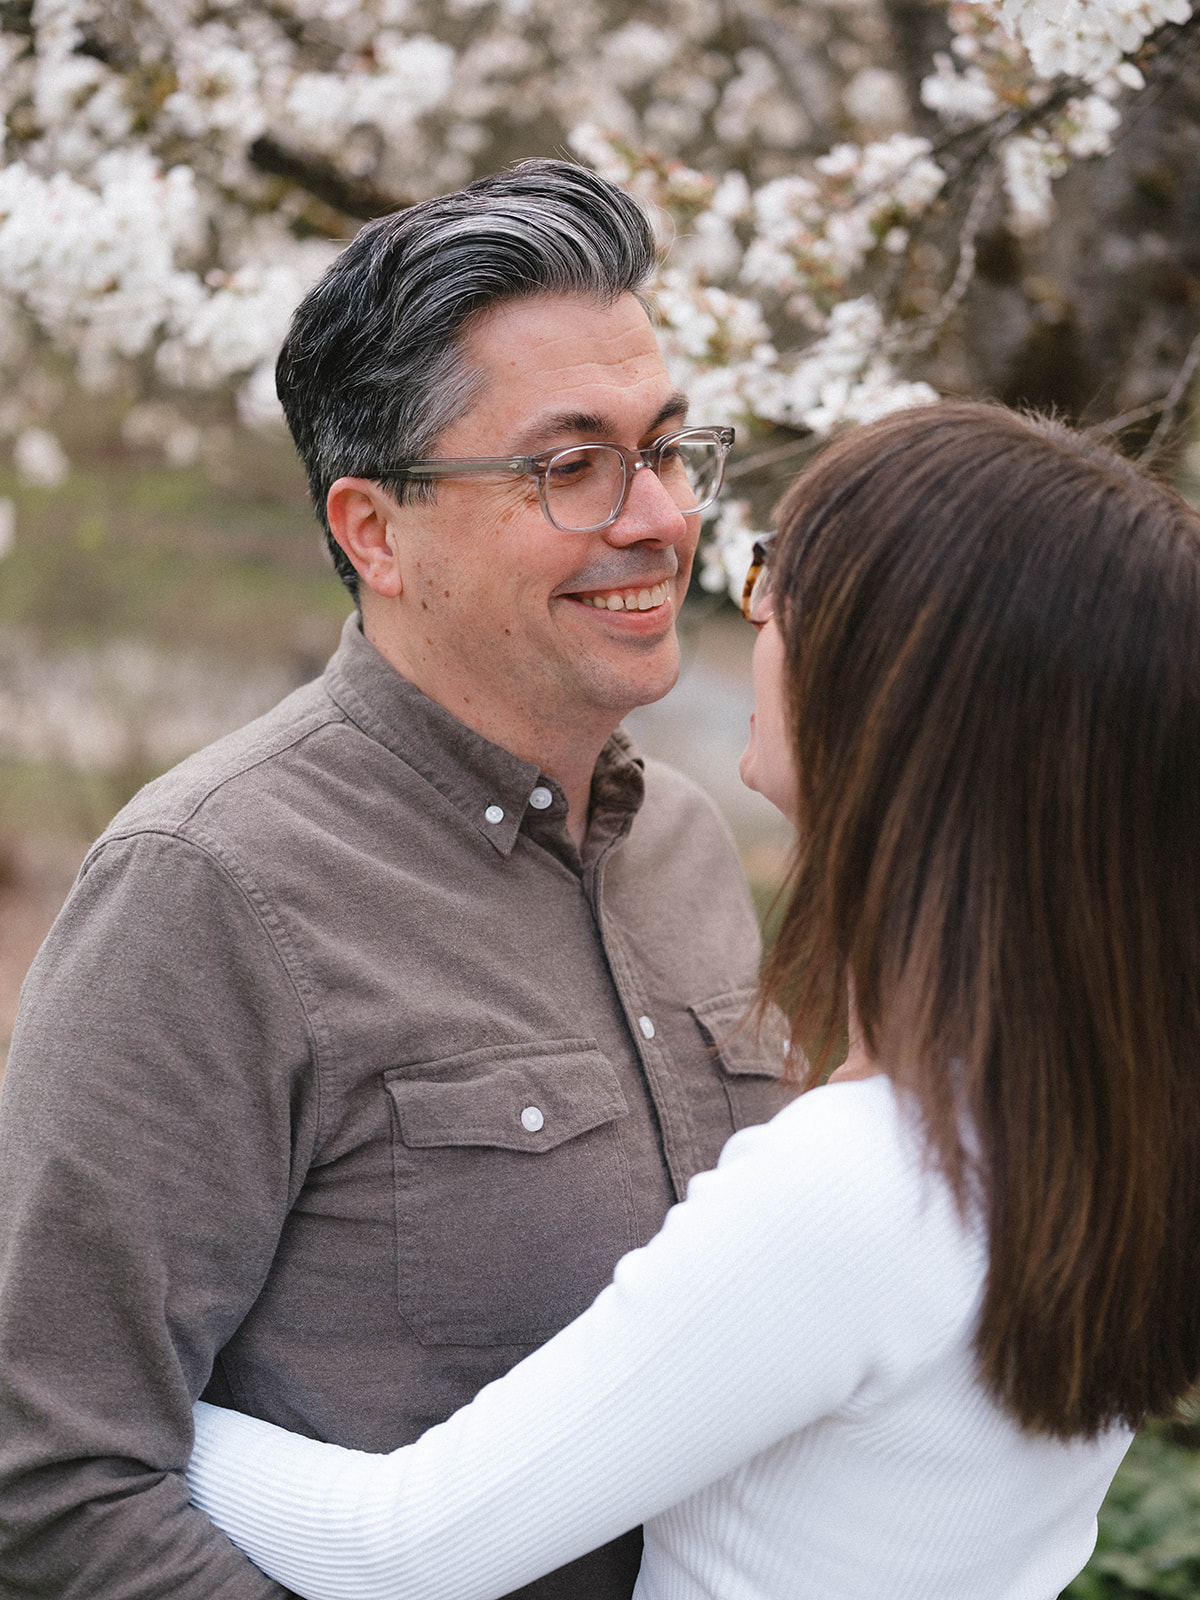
[761, 400, 1200, 1439]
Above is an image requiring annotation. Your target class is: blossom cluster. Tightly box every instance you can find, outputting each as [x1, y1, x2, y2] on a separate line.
[0, 0, 1190, 599]
[0, 0, 873, 467]
[742, 136, 947, 321]
[919, 0, 1185, 234]
[630, 0, 1190, 595]
[996, 0, 1191, 80]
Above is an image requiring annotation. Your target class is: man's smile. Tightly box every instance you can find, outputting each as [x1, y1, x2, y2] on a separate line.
[571, 581, 671, 612]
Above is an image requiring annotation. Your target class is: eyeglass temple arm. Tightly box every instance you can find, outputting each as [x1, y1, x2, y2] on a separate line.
[373, 457, 533, 481]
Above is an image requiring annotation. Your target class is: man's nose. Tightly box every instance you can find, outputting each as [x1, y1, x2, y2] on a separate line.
[605, 461, 693, 545]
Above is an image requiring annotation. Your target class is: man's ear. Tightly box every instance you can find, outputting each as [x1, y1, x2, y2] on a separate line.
[326, 478, 406, 599]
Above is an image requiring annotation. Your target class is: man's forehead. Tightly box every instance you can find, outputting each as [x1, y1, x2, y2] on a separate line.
[460, 292, 689, 450]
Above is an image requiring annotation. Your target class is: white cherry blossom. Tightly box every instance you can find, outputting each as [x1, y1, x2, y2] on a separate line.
[699, 499, 765, 606]
[0, 0, 1191, 599]
[13, 425, 69, 487]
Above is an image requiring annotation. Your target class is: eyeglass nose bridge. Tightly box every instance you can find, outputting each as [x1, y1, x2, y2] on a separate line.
[603, 442, 696, 529]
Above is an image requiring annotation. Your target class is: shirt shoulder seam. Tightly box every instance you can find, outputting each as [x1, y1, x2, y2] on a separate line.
[83, 824, 327, 1184]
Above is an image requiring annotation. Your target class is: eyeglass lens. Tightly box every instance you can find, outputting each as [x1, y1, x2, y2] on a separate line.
[543, 437, 724, 532]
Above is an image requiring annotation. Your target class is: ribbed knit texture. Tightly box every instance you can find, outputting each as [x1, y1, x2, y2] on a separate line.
[188, 1078, 1131, 1599]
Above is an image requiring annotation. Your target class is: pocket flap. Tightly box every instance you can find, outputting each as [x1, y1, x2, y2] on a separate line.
[386, 1039, 627, 1152]
[689, 987, 789, 1079]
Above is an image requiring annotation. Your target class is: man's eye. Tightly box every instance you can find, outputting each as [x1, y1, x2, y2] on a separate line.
[546, 453, 594, 484]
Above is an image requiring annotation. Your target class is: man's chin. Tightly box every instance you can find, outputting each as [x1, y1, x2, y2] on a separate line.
[631, 667, 681, 710]
[616, 640, 683, 712]
[574, 646, 682, 720]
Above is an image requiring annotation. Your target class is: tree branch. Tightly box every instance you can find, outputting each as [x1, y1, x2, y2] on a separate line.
[0, 0, 32, 38]
[1138, 326, 1200, 464]
[247, 136, 408, 222]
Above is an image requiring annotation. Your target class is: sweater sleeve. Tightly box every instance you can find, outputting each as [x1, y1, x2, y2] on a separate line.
[0, 832, 317, 1599]
[187, 1081, 980, 1600]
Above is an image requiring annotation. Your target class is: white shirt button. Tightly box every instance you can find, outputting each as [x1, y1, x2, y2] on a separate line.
[484, 804, 505, 825]
[520, 1105, 544, 1132]
[638, 1015, 656, 1040]
[529, 786, 553, 810]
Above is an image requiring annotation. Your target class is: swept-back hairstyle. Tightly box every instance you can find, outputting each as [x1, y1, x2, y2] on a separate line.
[762, 400, 1200, 1438]
[276, 159, 657, 596]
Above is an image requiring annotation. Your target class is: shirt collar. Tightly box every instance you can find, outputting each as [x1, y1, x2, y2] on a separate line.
[322, 614, 645, 857]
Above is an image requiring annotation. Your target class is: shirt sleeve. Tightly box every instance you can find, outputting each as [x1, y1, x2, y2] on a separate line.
[0, 831, 318, 1599]
[186, 1082, 978, 1600]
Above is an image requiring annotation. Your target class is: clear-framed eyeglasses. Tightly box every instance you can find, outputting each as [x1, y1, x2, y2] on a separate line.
[742, 537, 775, 627]
[373, 426, 735, 534]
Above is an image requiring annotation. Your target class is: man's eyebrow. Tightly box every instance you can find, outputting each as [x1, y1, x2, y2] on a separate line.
[512, 411, 609, 453]
[647, 391, 691, 434]
[512, 391, 691, 455]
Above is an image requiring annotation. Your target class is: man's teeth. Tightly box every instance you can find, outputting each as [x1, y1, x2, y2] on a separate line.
[582, 582, 670, 612]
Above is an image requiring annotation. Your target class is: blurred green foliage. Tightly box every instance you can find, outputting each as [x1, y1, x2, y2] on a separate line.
[0, 754, 143, 845]
[0, 460, 348, 662]
[1066, 1422, 1200, 1598]
[0, 392, 349, 664]
[0, 399, 352, 831]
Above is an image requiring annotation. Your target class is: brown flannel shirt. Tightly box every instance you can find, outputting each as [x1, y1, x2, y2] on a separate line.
[0, 614, 790, 1600]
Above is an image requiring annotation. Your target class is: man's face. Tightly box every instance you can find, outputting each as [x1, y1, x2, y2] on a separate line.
[374, 292, 700, 755]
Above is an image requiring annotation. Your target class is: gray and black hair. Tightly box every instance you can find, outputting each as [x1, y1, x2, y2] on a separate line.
[276, 159, 659, 596]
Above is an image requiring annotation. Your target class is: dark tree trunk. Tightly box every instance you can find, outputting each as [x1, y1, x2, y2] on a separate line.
[885, 8, 1200, 453]
[972, 23, 1200, 437]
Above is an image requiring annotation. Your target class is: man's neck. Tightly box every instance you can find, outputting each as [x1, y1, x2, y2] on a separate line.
[534, 745, 604, 851]
[360, 608, 615, 850]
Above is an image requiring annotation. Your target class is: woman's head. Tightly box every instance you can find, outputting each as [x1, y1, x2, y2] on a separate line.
[758, 400, 1200, 1436]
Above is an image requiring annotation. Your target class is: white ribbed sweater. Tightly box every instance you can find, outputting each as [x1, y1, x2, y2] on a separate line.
[187, 1078, 1131, 1600]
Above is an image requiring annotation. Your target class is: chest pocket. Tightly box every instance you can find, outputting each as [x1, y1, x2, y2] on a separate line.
[689, 987, 796, 1130]
[385, 1039, 634, 1347]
